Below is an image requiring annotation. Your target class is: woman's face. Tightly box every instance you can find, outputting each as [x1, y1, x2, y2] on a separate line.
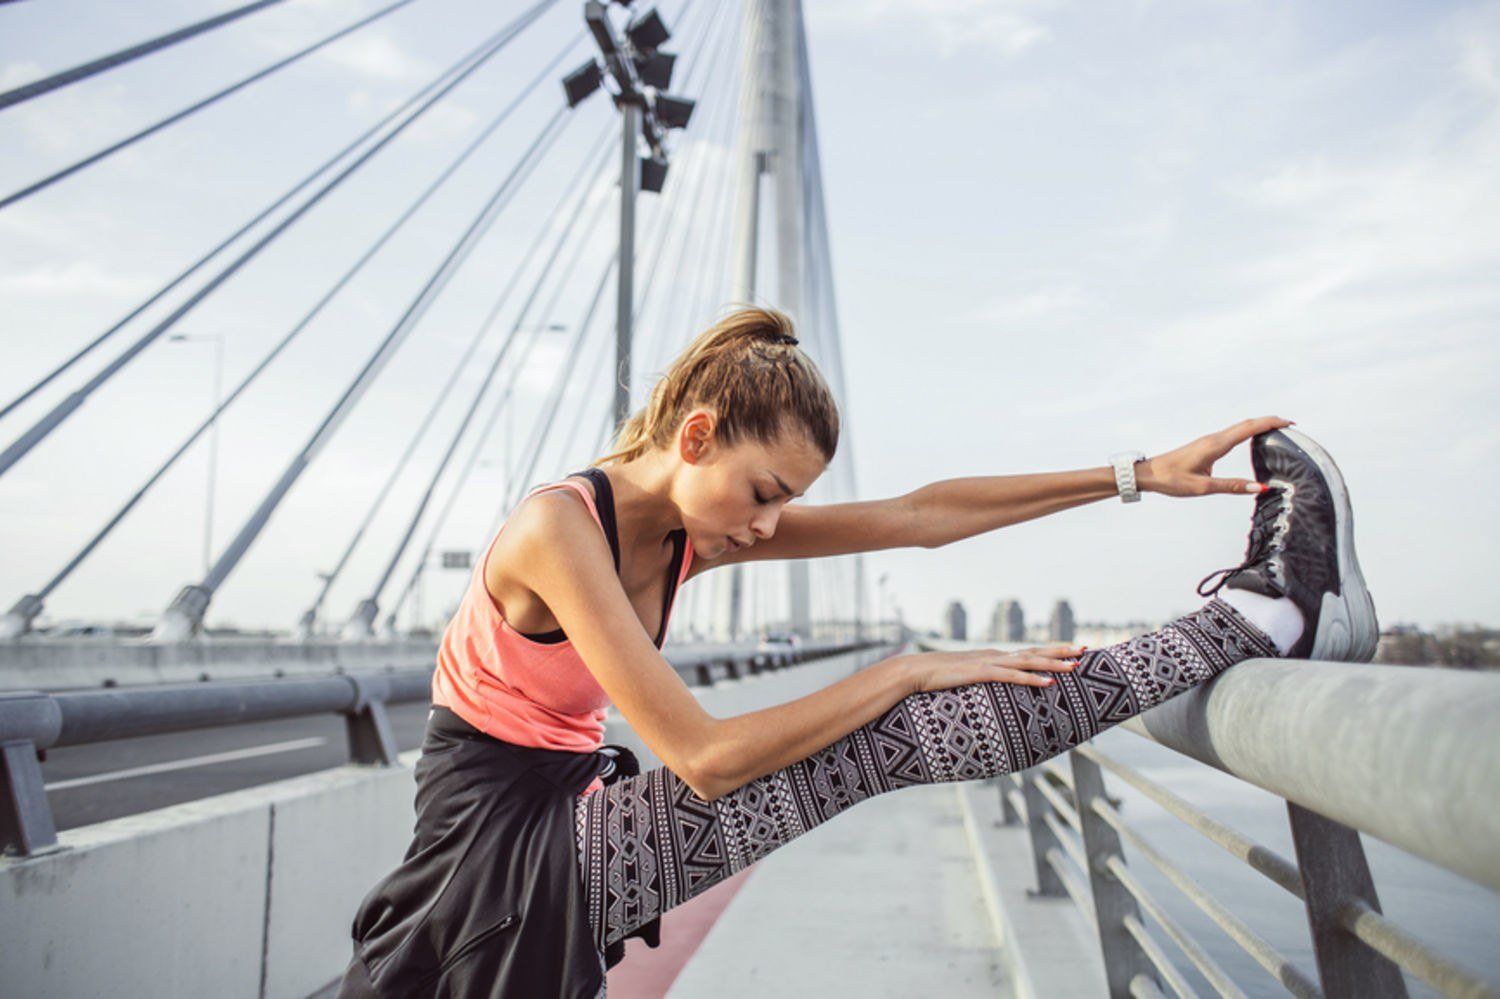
[673, 412, 827, 560]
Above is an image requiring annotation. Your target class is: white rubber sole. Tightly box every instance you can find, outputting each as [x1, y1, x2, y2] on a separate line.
[1279, 428, 1379, 662]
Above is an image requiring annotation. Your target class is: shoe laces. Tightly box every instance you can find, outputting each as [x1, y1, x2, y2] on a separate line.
[1196, 486, 1288, 597]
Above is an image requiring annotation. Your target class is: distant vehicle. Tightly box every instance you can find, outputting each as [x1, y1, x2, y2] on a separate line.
[757, 631, 801, 652]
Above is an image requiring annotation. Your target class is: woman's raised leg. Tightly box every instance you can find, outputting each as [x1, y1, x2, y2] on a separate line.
[574, 596, 1278, 952]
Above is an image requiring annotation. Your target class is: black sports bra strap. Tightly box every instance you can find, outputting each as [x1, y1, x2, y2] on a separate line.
[573, 467, 621, 572]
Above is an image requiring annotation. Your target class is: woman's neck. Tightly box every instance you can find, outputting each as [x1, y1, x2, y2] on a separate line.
[601, 453, 682, 554]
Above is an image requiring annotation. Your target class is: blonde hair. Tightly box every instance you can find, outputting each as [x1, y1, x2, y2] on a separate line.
[593, 305, 839, 468]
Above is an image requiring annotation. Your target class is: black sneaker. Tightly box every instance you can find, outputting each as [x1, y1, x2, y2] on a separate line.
[1198, 428, 1378, 661]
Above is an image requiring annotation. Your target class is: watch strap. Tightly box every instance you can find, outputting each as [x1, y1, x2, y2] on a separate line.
[1110, 450, 1147, 503]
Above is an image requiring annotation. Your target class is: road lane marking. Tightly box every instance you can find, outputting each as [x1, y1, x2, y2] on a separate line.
[44, 736, 330, 791]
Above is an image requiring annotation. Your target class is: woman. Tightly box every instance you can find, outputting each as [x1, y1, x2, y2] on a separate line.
[337, 305, 1377, 998]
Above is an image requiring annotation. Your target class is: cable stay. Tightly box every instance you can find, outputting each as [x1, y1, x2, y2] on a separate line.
[311, 124, 618, 637]
[360, 145, 622, 635]
[0, 0, 558, 484]
[2, 10, 576, 427]
[353, 0, 731, 629]
[149, 103, 571, 641]
[0, 0, 430, 211]
[297, 124, 617, 638]
[0, 0, 290, 113]
[0, 33, 587, 640]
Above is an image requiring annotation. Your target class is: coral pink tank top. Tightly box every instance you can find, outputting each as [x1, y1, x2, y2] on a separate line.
[430, 468, 694, 794]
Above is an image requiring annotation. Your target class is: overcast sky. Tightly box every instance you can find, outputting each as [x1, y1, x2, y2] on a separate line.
[2, 0, 1497, 635]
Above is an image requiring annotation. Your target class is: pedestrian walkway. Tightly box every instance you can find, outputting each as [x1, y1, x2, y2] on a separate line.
[608, 783, 1010, 998]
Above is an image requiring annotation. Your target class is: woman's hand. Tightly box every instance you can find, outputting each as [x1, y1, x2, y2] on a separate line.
[899, 645, 1084, 695]
[1137, 415, 1294, 498]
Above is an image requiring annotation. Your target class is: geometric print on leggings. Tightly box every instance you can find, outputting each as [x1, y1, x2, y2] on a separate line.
[575, 596, 1278, 954]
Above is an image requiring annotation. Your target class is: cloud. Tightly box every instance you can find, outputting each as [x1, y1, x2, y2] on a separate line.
[317, 33, 432, 83]
[964, 282, 1084, 324]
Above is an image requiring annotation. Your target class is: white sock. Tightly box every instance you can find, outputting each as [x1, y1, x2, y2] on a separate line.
[1217, 587, 1305, 656]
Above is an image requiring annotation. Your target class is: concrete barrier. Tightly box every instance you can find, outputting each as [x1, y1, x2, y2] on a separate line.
[0, 645, 901, 998]
[0, 755, 419, 999]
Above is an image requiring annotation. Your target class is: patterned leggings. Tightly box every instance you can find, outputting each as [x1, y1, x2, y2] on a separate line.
[573, 596, 1278, 955]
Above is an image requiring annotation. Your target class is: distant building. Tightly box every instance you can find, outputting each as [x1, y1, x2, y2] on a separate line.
[944, 600, 968, 641]
[989, 599, 1025, 642]
[1048, 599, 1076, 643]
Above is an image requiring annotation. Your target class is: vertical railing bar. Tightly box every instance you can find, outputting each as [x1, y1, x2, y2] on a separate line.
[1072, 749, 1161, 998]
[1286, 802, 1408, 998]
[998, 773, 1023, 825]
[1021, 764, 1067, 898]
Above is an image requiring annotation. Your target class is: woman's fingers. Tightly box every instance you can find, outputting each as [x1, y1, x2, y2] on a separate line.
[1218, 415, 1295, 451]
[1208, 477, 1270, 495]
[988, 654, 1080, 673]
[993, 667, 1056, 687]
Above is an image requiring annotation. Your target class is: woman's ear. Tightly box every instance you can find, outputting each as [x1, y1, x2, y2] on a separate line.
[678, 408, 717, 465]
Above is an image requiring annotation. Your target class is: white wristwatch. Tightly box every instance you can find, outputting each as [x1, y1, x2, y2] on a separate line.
[1109, 450, 1147, 503]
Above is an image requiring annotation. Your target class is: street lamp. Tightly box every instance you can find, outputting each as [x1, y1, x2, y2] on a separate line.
[169, 332, 224, 579]
[560, 1, 696, 430]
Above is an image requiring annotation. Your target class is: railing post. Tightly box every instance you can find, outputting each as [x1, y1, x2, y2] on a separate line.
[0, 692, 64, 857]
[343, 675, 399, 766]
[1018, 765, 1066, 897]
[1286, 801, 1408, 998]
[997, 773, 1022, 826]
[1071, 749, 1160, 999]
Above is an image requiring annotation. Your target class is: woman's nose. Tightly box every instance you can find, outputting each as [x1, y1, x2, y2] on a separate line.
[750, 510, 779, 539]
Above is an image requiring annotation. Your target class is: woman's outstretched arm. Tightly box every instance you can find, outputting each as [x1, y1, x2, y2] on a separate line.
[509, 489, 1078, 801]
[690, 414, 1293, 574]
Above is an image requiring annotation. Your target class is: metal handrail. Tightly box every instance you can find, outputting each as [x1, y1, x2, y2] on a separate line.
[0, 638, 889, 858]
[996, 733, 1500, 998]
[1121, 658, 1500, 893]
[938, 635, 1500, 998]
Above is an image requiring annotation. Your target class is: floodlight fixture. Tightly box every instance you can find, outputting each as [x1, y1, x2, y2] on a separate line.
[653, 93, 695, 129]
[562, 59, 605, 107]
[625, 7, 671, 52]
[640, 156, 668, 193]
[634, 50, 676, 90]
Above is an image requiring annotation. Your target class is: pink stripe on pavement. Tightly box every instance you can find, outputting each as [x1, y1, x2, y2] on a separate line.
[605, 865, 758, 999]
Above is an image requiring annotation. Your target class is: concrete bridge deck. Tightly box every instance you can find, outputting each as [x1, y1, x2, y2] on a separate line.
[618, 784, 1012, 999]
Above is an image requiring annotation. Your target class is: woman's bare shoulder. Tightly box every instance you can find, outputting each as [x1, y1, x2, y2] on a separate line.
[486, 481, 602, 589]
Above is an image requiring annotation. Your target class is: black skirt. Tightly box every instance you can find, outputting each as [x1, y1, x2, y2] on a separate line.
[335, 706, 657, 998]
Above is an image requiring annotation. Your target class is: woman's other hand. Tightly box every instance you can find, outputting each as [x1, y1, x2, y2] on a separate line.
[899, 645, 1084, 694]
[1137, 415, 1294, 498]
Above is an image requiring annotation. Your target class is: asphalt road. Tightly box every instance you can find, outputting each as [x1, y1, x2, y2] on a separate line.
[39, 700, 435, 831]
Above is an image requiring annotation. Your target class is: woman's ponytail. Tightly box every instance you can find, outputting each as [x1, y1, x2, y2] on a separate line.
[593, 305, 836, 467]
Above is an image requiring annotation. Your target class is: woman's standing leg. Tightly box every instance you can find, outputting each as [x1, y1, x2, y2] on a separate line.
[575, 596, 1278, 953]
